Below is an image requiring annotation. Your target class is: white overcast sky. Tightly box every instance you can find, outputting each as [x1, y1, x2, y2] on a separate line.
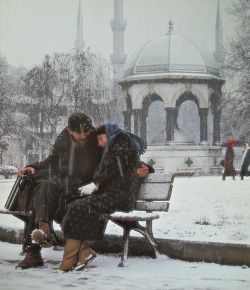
[0, 0, 236, 69]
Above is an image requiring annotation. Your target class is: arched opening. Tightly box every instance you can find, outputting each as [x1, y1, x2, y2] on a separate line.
[176, 92, 200, 144]
[142, 94, 165, 145]
[177, 100, 199, 144]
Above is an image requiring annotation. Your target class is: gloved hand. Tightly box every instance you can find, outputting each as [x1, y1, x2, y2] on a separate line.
[79, 182, 98, 196]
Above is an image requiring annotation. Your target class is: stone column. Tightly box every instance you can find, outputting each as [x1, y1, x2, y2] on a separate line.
[133, 109, 140, 135]
[199, 108, 209, 145]
[132, 109, 147, 139]
[123, 110, 131, 132]
[140, 109, 147, 142]
[165, 108, 176, 142]
[213, 108, 221, 145]
[210, 93, 222, 146]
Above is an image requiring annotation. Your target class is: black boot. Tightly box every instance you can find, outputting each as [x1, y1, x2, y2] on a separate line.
[222, 175, 225, 181]
[16, 244, 43, 269]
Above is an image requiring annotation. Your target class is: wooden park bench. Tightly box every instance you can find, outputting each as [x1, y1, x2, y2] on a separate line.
[107, 173, 175, 267]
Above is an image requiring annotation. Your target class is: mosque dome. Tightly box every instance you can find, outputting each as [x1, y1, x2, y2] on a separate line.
[124, 21, 220, 79]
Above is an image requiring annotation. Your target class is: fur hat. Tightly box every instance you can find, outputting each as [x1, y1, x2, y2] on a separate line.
[68, 112, 95, 132]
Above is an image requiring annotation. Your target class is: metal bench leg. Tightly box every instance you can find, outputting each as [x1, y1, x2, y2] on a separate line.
[118, 227, 131, 267]
[145, 220, 160, 258]
[111, 219, 160, 265]
[131, 221, 160, 259]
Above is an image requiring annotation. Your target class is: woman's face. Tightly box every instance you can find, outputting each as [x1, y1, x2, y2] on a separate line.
[97, 134, 107, 147]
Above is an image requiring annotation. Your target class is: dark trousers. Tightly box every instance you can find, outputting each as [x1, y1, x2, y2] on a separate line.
[23, 180, 59, 248]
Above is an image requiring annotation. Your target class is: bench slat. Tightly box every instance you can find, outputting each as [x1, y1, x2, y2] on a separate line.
[110, 211, 159, 221]
[142, 174, 174, 183]
[138, 183, 172, 200]
[135, 201, 170, 212]
[0, 209, 31, 216]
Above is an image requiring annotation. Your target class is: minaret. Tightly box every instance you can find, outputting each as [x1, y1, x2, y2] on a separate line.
[74, 0, 85, 53]
[110, 0, 127, 81]
[214, 0, 224, 64]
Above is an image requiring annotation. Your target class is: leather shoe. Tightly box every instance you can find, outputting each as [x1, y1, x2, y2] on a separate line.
[16, 244, 43, 269]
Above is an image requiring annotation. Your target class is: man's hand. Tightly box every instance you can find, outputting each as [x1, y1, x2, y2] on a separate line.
[79, 182, 98, 196]
[137, 163, 149, 177]
[17, 166, 35, 176]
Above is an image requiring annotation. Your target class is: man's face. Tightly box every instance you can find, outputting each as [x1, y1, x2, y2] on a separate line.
[68, 128, 91, 147]
[97, 134, 107, 148]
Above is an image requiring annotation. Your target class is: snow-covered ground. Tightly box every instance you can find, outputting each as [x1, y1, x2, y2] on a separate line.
[0, 175, 250, 289]
[0, 241, 249, 290]
[1, 175, 250, 244]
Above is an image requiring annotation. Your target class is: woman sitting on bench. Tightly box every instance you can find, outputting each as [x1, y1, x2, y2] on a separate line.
[59, 123, 153, 272]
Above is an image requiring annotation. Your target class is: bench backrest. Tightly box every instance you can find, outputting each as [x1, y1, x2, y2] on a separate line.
[135, 173, 174, 212]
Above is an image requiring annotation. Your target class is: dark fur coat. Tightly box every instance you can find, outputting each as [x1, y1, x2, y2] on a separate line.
[62, 132, 142, 241]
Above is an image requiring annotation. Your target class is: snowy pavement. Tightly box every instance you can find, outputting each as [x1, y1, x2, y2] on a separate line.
[0, 241, 249, 290]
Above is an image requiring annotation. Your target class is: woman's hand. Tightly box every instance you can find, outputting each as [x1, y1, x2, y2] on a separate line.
[137, 164, 149, 177]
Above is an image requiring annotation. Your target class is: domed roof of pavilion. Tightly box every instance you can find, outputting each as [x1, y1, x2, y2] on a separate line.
[124, 21, 220, 79]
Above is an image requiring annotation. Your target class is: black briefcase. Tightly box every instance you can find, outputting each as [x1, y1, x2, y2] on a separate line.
[5, 172, 35, 213]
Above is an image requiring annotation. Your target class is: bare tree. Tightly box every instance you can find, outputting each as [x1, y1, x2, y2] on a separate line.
[221, 0, 250, 142]
[21, 49, 120, 140]
[23, 55, 67, 140]
[0, 55, 18, 151]
[64, 49, 121, 126]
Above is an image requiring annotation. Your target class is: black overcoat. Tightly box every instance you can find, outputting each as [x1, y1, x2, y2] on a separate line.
[240, 149, 250, 176]
[63, 132, 142, 241]
[30, 128, 103, 197]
